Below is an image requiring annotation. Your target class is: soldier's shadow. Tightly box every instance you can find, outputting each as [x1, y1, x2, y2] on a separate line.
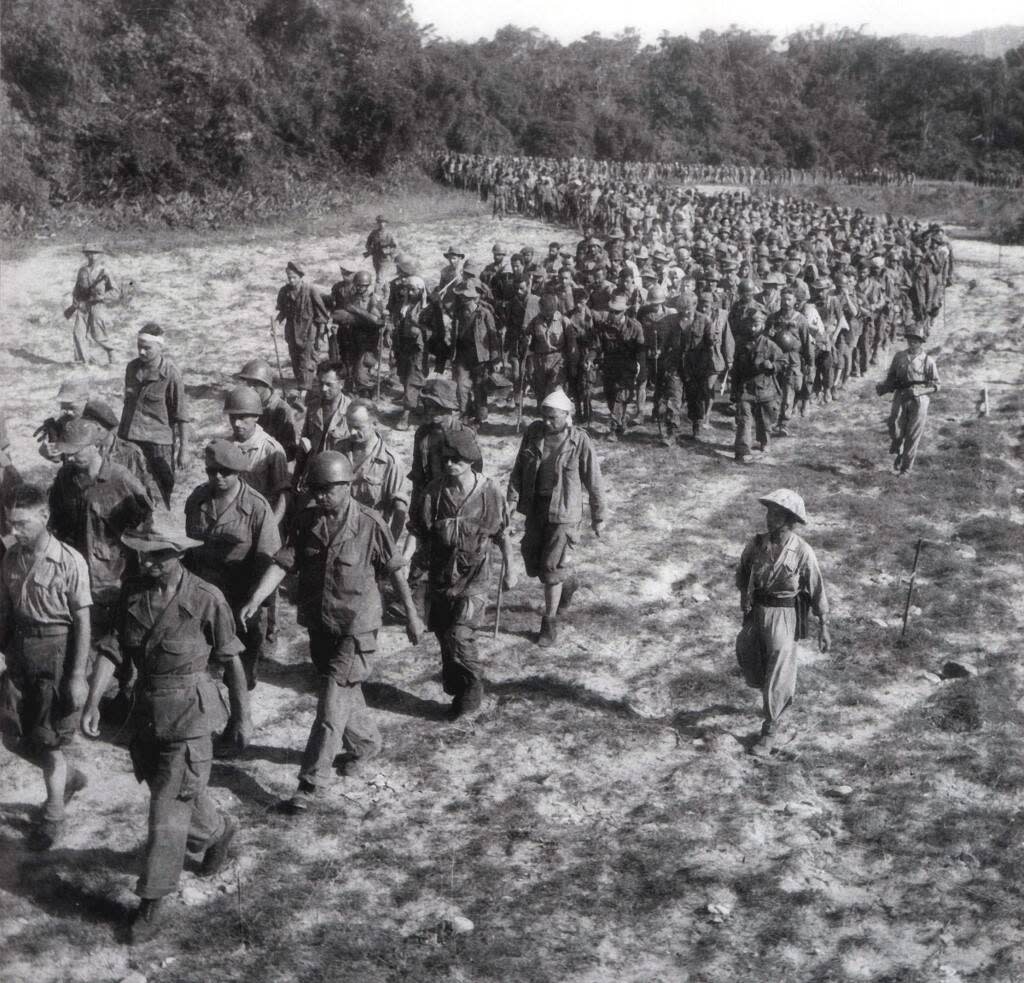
[0, 829, 137, 924]
[364, 681, 449, 722]
[209, 760, 286, 810]
[8, 346, 69, 367]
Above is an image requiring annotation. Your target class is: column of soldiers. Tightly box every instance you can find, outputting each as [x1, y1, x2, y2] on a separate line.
[0, 166, 951, 943]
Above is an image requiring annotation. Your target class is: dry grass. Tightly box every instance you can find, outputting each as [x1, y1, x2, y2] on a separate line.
[0, 208, 1022, 983]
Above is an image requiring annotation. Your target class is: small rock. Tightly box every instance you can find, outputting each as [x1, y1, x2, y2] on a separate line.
[825, 785, 854, 799]
[783, 800, 823, 818]
[940, 660, 978, 679]
[918, 670, 943, 684]
[909, 605, 923, 617]
[179, 884, 207, 906]
[688, 586, 710, 604]
[871, 617, 889, 629]
[449, 915, 474, 934]
[706, 902, 732, 923]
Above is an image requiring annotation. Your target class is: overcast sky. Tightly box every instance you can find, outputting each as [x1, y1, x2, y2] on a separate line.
[408, 0, 1021, 44]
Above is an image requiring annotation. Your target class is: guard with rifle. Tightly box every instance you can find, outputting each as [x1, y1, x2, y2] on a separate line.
[735, 488, 830, 758]
[875, 327, 939, 476]
[507, 388, 605, 648]
[408, 428, 514, 719]
[67, 243, 118, 366]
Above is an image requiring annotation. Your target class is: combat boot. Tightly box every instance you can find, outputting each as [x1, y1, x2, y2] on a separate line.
[129, 898, 170, 945]
[538, 616, 558, 647]
[199, 815, 237, 877]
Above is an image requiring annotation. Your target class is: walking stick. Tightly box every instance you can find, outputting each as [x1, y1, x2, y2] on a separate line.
[269, 317, 286, 386]
[493, 555, 506, 639]
[899, 538, 924, 644]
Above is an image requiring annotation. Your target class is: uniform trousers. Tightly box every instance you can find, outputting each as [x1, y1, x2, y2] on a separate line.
[735, 605, 798, 729]
[300, 631, 381, 787]
[888, 392, 930, 473]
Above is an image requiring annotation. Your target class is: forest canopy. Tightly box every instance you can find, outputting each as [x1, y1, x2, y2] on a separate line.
[2, 0, 1023, 212]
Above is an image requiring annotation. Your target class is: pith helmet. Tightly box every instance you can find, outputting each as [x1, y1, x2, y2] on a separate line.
[236, 359, 274, 388]
[306, 451, 354, 487]
[758, 488, 807, 524]
[224, 387, 263, 416]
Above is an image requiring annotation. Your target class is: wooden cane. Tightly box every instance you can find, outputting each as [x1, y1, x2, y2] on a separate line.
[899, 538, 924, 644]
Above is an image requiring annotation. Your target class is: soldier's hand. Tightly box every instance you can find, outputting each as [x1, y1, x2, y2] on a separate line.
[592, 520, 605, 539]
[64, 673, 89, 713]
[502, 567, 517, 591]
[406, 615, 425, 646]
[238, 600, 260, 626]
[174, 445, 189, 471]
[82, 703, 102, 738]
[819, 622, 832, 653]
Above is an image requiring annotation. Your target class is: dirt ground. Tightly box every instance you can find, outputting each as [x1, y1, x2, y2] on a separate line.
[1, 198, 1023, 983]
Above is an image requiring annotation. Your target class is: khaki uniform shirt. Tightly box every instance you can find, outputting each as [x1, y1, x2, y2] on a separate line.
[0, 535, 91, 635]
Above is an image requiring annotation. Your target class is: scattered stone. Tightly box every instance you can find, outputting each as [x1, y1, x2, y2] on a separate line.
[706, 902, 732, 923]
[940, 660, 978, 679]
[825, 785, 854, 800]
[688, 585, 710, 604]
[448, 915, 475, 934]
[179, 884, 208, 907]
[918, 670, 943, 684]
[909, 605, 923, 617]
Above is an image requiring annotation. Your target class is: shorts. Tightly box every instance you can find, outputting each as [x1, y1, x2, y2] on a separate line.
[521, 514, 580, 585]
[0, 630, 79, 752]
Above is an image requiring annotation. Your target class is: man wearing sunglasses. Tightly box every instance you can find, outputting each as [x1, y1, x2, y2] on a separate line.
[239, 451, 424, 814]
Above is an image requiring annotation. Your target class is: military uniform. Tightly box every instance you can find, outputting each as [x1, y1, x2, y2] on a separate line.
[276, 276, 329, 391]
[596, 309, 643, 435]
[527, 309, 576, 405]
[233, 426, 290, 508]
[735, 528, 828, 735]
[334, 431, 409, 524]
[184, 481, 281, 689]
[410, 473, 508, 712]
[452, 301, 501, 422]
[0, 535, 91, 762]
[119, 353, 188, 507]
[106, 567, 242, 900]
[508, 422, 604, 586]
[259, 393, 300, 463]
[877, 347, 940, 474]
[731, 332, 783, 461]
[273, 500, 403, 788]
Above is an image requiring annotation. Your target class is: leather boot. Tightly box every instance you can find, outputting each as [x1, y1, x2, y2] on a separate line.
[538, 616, 558, 648]
[129, 898, 170, 945]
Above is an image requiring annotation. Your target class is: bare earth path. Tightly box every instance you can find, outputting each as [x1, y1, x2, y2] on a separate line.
[1, 206, 1022, 983]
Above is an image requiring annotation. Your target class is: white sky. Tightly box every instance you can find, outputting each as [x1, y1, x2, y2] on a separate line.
[408, 0, 1022, 44]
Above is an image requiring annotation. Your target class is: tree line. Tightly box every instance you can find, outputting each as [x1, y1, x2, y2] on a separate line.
[2, 0, 1023, 216]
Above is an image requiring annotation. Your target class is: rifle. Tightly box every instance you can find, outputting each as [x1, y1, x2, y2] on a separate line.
[899, 538, 925, 644]
[376, 314, 388, 402]
[516, 353, 531, 432]
[269, 317, 287, 387]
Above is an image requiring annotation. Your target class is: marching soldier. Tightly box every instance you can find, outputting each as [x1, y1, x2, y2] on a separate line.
[363, 215, 397, 280]
[224, 388, 290, 524]
[507, 388, 605, 646]
[183, 440, 281, 736]
[234, 359, 300, 462]
[409, 429, 515, 718]
[596, 293, 643, 441]
[276, 261, 329, 398]
[735, 489, 830, 757]
[876, 327, 939, 475]
[118, 324, 188, 508]
[239, 453, 424, 814]
[451, 282, 502, 425]
[1, 484, 91, 851]
[82, 514, 251, 941]
[730, 308, 782, 463]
